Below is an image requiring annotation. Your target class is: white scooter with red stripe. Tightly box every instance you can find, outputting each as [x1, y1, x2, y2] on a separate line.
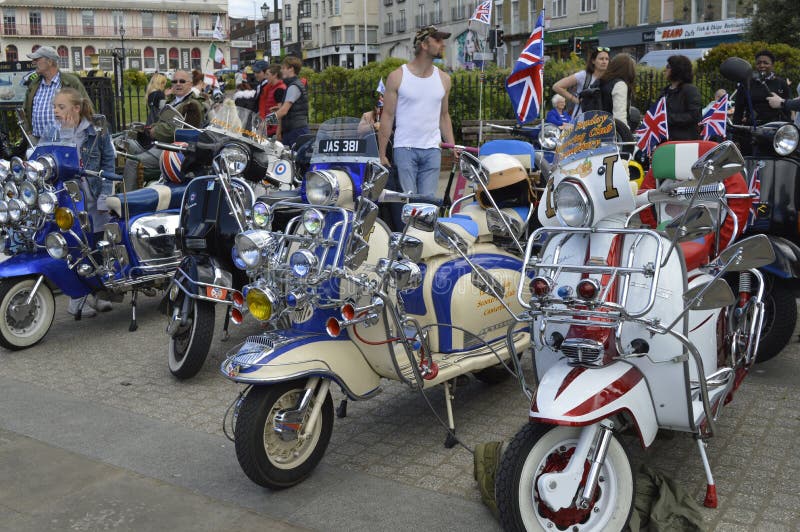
[494, 112, 774, 531]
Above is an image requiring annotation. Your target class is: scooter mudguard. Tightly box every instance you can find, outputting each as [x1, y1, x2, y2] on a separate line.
[222, 331, 381, 399]
[761, 236, 800, 279]
[531, 359, 658, 447]
[0, 251, 90, 298]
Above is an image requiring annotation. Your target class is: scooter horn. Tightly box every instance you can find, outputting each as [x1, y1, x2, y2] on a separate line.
[325, 298, 384, 337]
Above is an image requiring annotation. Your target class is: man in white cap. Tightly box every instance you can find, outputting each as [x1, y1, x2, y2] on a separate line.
[23, 46, 89, 142]
[379, 25, 456, 199]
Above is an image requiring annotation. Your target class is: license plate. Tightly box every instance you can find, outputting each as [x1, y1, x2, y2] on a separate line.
[206, 286, 228, 300]
[318, 139, 365, 155]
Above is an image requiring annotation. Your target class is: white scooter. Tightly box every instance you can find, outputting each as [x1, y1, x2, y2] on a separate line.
[492, 111, 773, 531]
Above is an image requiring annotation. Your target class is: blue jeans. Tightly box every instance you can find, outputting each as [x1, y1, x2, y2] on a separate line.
[282, 126, 310, 149]
[392, 147, 441, 199]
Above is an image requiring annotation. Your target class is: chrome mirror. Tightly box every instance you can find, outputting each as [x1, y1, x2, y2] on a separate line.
[486, 208, 523, 239]
[379, 258, 422, 291]
[715, 234, 776, 272]
[401, 203, 438, 232]
[459, 151, 488, 186]
[362, 162, 389, 202]
[664, 205, 715, 243]
[390, 232, 423, 263]
[471, 263, 505, 300]
[354, 198, 379, 237]
[434, 222, 469, 254]
[345, 234, 369, 270]
[64, 180, 82, 202]
[683, 278, 735, 310]
[690, 141, 744, 183]
[77, 211, 91, 232]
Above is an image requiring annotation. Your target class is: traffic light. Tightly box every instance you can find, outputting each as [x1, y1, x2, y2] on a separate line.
[496, 30, 505, 49]
[574, 37, 583, 54]
[488, 29, 497, 50]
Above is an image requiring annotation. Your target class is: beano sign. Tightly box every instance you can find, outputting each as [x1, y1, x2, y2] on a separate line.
[655, 18, 749, 42]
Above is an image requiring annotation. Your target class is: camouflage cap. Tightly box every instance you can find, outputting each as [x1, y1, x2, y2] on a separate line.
[413, 26, 451, 48]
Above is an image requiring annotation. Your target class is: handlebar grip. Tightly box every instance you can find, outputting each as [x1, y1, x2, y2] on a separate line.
[153, 141, 189, 152]
[82, 169, 124, 182]
[440, 142, 480, 154]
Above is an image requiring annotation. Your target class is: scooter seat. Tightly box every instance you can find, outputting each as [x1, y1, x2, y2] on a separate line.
[407, 217, 478, 260]
[256, 189, 302, 206]
[106, 183, 188, 218]
[679, 235, 713, 272]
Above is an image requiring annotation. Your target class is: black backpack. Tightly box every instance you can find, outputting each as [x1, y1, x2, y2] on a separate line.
[578, 79, 604, 113]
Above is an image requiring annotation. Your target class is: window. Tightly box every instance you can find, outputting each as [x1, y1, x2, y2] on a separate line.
[144, 47, 155, 69]
[285, 4, 292, 20]
[29, 11, 42, 36]
[398, 9, 406, 32]
[99, 55, 112, 71]
[5, 45, 17, 62]
[639, 0, 648, 23]
[552, 0, 566, 17]
[331, 27, 341, 43]
[3, 9, 16, 36]
[511, 1, 519, 34]
[581, 0, 597, 12]
[112, 11, 124, 34]
[191, 48, 201, 70]
[300, 22, 312, 41]
[57, 45, 68, 69]
[334, 0, 340, 15]
[55, 9, 67, 36]
[432, 0, 441, 23]
[299, 0, 310, 17]
[191, 14, 200, 36]
[82, 10, 94, 36]
[285, 26, 292, 40]
[385, 14, 393, 34]
[315, 3, 319, 17]
[528, 0, 536, 22]
[167, 13, 178, 37]
[345, 25, 355, 42]
[168, 47, 179, 70]
[83, 45, 96, 69]
[368, 27, 377, 43]
[142, 12, 153, 37]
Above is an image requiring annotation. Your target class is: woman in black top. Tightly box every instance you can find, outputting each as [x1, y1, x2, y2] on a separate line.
[662, 55, 702, 140]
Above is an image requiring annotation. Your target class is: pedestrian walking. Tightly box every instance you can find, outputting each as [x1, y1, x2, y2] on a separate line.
[661, 55, 702, 140]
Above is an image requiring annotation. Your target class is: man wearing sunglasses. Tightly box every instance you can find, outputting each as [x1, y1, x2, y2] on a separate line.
[123, 70, 206, 189]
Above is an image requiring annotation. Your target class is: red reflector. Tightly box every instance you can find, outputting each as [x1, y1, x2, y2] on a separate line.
[326, 317, 341, 337]
[577, 279, 598, 300]
[530, 277, 551, 297]
[231, 308, 244, 325]
[232, 291, 244, 307]
[341, 303, 355, 321]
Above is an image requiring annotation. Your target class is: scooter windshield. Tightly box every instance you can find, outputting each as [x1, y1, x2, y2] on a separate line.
[554, 111, 619, 168]
[310, 117, 379, 164]
[206, 99, 269, 146]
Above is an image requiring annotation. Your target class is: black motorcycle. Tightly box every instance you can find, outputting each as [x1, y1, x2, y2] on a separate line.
[165, 101, 302, 379]
[722, 57, 800, 362]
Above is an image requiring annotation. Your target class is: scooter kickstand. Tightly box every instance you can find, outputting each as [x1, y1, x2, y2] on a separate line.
[443, 380, 458, 449]
[128, 290, 138, 332]
[336, 399, 348, 418]
[221, 307, 231, 342]
[696, 437, 717, 508]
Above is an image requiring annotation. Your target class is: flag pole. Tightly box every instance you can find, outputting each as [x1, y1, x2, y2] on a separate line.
[477, 20, 488, 145]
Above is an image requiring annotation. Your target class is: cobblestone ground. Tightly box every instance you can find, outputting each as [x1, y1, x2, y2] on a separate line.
[0, 294, 798, 531]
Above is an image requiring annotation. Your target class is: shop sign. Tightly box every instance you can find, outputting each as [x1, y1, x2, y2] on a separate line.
[655, 18, 749, 42]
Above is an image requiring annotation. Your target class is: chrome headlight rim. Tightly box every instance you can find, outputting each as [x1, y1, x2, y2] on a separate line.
[774, 124, 799, 156]
[9, 156, 25, 182]
[234, 229, 276, 269]
[305, 170, 339, 206]
[4, 181, 18, 200]
[24, 160, 46, 184]
[37, 191, 58, 214]
[37, 155, 57, 183]
[0, 160, 10, 182]
[289, 248, 318, 279]
[19, 181, 38, 208]
[302, 208, 325, 235]
[245, 285, 279, 321]
[554, 178, 593, 228]
[45, 232, 69, 259]
[218, 143, 250, 176]
[0, 200, 8, 224]
[251, 201, 272, 229]
[7, 198, 25, 222]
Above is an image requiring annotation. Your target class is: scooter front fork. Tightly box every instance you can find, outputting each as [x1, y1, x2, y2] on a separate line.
[272, 377, 331, 442]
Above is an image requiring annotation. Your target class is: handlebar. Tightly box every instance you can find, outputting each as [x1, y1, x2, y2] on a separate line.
[153, 141, 190, 152]
[440, 142, 480, 154]
[82, 169, 124, 182]
[377, 189, 443, 206]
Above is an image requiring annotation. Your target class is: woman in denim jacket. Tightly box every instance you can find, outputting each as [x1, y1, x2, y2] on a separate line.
[51, 87, 115, 317]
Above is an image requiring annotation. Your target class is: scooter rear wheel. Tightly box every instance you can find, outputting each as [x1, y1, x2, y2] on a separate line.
[496, 424, 634, 532]
[168, 299, 215, 379]
[0, 277, 55, 350]
[234, 380, 333, 490]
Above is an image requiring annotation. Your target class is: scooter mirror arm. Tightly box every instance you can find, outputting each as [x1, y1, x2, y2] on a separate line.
[448, 192, 475, 216]
[658, 165, 712, 268]
[468, 168, 525, 255]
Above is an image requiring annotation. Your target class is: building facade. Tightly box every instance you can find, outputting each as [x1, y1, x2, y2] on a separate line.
[0, 0, 228, 74]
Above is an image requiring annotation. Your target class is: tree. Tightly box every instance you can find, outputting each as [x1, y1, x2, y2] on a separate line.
[745, 0, 800, 48]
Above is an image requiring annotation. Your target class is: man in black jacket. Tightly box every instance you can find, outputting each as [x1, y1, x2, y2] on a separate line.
[732, 50, 792, 126]
[662, 54, 702, 140]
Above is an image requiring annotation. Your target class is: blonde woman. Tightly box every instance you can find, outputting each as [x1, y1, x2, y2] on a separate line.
[146, 73, 168, 125]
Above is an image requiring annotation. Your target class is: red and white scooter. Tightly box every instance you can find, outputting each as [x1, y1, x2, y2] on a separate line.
[494, 112, 774, 531]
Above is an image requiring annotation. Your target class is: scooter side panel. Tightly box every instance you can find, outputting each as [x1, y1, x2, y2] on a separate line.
[531, 359, 658, 447]
[0, 251, 91, 298]
[223, 333, 381, 399]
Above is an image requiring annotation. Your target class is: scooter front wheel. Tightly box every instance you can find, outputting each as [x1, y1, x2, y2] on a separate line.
[496, 424, 634, 532]
[0, 277, 55, 350]
[756, 279, 796, 363]
[234, 380, 334, 489]
[168, 299, 215, 379]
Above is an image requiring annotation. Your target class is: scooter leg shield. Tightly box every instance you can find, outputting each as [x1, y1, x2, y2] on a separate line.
[531, 359, 658, 447]
[0, 252, 90, 298]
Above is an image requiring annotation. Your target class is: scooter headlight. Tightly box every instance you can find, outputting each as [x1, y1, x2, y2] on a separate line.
[554, 179, 592, 227]
[302, 208, 324, 235]
[219, 143, 249, 176]
[4, 181, 18, 199]
[38, 191, 58, 214]
[36, 155, 56, 183]
[0, 160, 9, 181]
[8, 198, 24, 221]
[774, 124, 799, 156]
[0, 200, 8, 223]
[25, 160, 46, 184]
[19, 181, 38, 207]
[234, 229, 276, 269]
[251, 201, 272, 229]
[45, 232, 68, 259]
[9, 156, 24, 182]
[305, 170, 339, 206]
[246, 286, 277, 321]
[290, 249, 318, 278]
[55, 206, 75, 230]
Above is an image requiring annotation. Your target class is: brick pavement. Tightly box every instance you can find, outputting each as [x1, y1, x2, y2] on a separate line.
[0, 293, 798, 530]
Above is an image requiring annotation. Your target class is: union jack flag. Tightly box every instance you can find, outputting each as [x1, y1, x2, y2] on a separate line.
[470, 0, 492, 24]
[635, 97, 669, 156]
[701, 94, 728, 140]
[745, 164, 762, 230]
[506, 10, 544, 124]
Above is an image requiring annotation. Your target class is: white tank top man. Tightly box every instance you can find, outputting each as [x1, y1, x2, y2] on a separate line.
[379, 26, 456, 199]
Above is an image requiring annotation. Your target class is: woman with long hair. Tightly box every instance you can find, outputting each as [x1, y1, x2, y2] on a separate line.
[661, 54, 702, 140]
[145, 73, 168, 125]
[552, 47, 610, 117]
[600, 53, 636, 127]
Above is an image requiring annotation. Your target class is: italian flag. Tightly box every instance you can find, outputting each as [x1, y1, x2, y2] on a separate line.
[650, 142, 702, 181]
[209, 43, 225, 66]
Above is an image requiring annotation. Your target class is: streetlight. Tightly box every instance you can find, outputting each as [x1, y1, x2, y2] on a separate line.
[261, 2, 269, 60]
[118, 25, 126, 129]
